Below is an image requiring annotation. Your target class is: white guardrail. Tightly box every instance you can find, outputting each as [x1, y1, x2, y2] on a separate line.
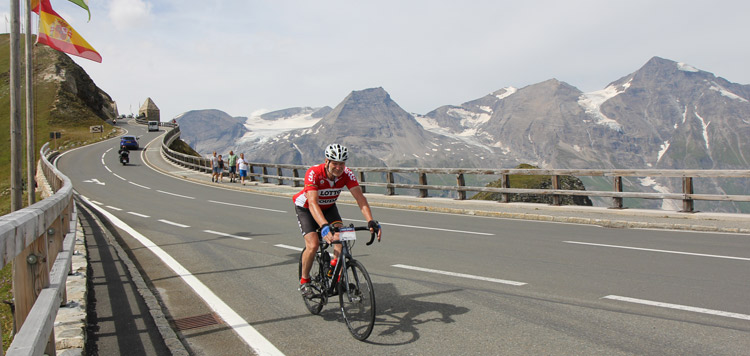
[1, 143, 77, 355]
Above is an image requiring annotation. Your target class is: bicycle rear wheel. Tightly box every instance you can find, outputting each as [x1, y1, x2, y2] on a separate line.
[298, 247, 325, 315]
[338, 259, 376, 340]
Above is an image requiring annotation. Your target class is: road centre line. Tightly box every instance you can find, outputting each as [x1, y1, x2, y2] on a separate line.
[129, 181, 151, 189]
[127, 212, 150, 218]
[158, 190, 196, 199]
[393, 264, 527, 286]
[276, 244, 303, 252]
[106, 206, 122, 211]
[78, 195, 283, 355]
[564, 241, 750, 261]
[208, 200, 286, 213]
[204, 230, 251, 241]
[90, 200, 102, 205]
[345, 218, 493, 236]
[158, 219, 190, 228]
[603, 295, 750, 321]
[113, 173, 126, 181]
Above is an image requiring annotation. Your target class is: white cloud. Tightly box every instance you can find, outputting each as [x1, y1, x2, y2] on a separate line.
[109, 0, 153, 30]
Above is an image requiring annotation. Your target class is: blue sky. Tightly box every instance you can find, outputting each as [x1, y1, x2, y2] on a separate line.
[3, 0, 749, 121]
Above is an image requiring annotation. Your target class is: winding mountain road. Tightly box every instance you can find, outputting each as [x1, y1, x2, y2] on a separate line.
[56, 121, 750, 355]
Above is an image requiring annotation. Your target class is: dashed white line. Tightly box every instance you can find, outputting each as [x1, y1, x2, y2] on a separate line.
[157, 190, 195, 199]
[129, 181, 151, 189]
[204, 230, 251, 241]
[603, 295, 750, 321]
[127, 212, 150, 218]
[392, 264, 526, 286]
[113, 173, 126, 181]
[564, 241, 750, 261]
[158, 219, 190, 228]
[106, 206, 122, 211]
[345, 218, 493, 236]
[276, 244, 303, 252]
[209, 200, 286, 213]
[90, 200, 103, 205]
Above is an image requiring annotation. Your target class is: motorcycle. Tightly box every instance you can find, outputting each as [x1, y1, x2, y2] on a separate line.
[119, 147, 129, 165]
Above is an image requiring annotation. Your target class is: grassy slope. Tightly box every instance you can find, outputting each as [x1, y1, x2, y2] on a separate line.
[0, 34, 119, 351]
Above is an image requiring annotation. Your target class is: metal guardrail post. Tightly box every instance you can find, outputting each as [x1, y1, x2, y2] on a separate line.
[456, 173, 466, 200]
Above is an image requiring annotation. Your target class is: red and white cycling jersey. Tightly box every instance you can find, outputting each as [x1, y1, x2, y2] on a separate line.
[293, 163, 359, 209]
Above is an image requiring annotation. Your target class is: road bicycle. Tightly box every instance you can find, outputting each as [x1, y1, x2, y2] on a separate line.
[298, 224, 377, 340]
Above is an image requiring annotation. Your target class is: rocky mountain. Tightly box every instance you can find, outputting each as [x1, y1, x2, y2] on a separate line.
[175, 109, 249, 154]
[175, 56, 750, 212]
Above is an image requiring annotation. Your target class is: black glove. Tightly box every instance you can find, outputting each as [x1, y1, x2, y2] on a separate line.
[368, 220, 380, 233]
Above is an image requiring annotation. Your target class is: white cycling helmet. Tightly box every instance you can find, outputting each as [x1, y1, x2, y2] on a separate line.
[324, 143, 348, 162]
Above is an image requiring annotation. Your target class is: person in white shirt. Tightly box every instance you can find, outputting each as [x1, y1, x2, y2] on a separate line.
[237, 153, 249, 185]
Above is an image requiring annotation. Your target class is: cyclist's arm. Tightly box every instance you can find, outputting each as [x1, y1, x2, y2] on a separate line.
[349, 186, 382, 241]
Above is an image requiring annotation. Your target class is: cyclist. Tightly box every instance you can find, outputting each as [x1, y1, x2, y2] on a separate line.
[294, 143, 382, 297]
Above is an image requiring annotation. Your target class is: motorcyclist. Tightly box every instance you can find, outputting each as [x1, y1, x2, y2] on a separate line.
[118, 145, 129, 162]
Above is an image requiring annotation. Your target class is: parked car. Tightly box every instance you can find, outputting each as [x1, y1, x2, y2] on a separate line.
[120, 135, 139, 150]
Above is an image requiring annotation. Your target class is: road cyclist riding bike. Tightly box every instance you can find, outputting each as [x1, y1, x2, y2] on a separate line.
[293, 143, 382, 338]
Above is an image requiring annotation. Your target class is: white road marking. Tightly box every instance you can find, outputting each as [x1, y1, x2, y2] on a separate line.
[392, 264, 527, 286]
[208, 200, 286, 213]
[113, 173, 126, 181]
[79, 195, 284, 356]
[275, 244, 303, 252]
[158, 219, 190, 228]
[158, 190, 195, 199]
[129, 181, 151, 189]
[90, 200, 103, 205]
[106, 206, 122, 211]
[127, 212, 150, 218]
[564, 241, 750, 261]
[105, 166, 112, 173]
[603, 295, 750, 321]
[345, 218, 493, 236]
[204, 230, 251, 241]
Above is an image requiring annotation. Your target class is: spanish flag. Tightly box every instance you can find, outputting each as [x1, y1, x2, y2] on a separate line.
[36, 0, 101, 62]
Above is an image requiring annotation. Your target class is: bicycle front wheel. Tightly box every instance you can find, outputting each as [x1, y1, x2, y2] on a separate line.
[338, 259, 376, 340]
[299, 247, 325, 315]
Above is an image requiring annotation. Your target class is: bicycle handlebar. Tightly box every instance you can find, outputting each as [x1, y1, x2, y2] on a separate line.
[320, 225, 378, 246]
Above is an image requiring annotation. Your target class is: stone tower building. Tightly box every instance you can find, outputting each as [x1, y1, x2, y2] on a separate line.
[139, 97, 160, 121]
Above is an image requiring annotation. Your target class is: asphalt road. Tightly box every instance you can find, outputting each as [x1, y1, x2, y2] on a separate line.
[56, 121, 750, 355]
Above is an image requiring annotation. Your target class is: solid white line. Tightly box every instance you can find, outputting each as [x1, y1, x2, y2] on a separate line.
[79, 195, 284, 355]
[564, 241, 750, 261]
[106, 206, 122, 211]
[129, 181, 151, 189]
[603, 295, 750, 321]
[158, 219, 190, 228]
[209, 200, 286, 213]
[127, 212, 150, 218]
[105, 166, 112, 173]
[275, 244, 303, 252]
[113, 173, 126, 181]
[158, 190, 196, 199]
[392, 264, 526, 286]
[345, 218, 493, 236]
[204, 230, 251, 241]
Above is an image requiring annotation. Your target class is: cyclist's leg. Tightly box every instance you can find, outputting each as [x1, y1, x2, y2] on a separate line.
[301, 232, 319, 280]
[323, 205, 344, 262]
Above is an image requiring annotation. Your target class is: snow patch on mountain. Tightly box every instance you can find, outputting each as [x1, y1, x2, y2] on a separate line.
[578, 80, 630, 131]
[495, 87, 517, 100]
[694, 107, 711, 150]
[657, 140, 670, 162]
[238, 110, 321, 144]
[709, 83, 749, 102]
[677, 62, 699, 73]
[639, 177, 680, 211]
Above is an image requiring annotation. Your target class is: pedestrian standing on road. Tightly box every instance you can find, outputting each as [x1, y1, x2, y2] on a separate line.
[237, 153, 249, 185]
[217, 154, 225, 182]
[210, 151, 219, 182]
[227, 150, 238, 183]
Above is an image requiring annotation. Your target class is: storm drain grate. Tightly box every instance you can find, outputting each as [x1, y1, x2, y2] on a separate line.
[172, 313, 223, 331]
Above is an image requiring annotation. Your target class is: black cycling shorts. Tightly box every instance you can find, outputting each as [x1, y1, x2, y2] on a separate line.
[295, 204, 342, 236]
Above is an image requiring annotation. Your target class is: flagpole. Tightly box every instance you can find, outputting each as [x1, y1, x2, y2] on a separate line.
[25, 0, 36, 205]
[9, 0, 23, 212]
